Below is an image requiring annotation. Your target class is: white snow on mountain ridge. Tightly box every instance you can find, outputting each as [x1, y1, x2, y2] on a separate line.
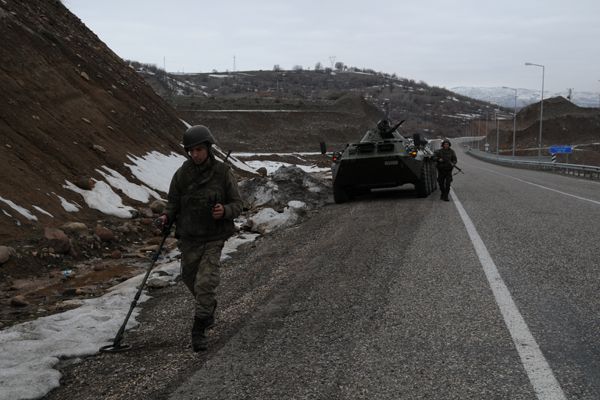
[452, 86, 600, 109]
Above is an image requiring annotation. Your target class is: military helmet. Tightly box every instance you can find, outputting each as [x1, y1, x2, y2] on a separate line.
[377, 119, 390, 131]
[442, 139, 452, 147]
[183, 125, 215, 150]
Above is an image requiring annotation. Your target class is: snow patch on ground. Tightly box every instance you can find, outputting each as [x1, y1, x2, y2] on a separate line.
[97, 166, 162, 203]
[53, 193, 80, 212]
[244, 160, 329, 175]
[63, 180, 135, 219]
[125, 151, 186, 194]
[0, 196, 38, 221]
[248, 200, 306, 233]
[32, 205, 53, 218]
[249, 181, 279, 207]
[222, 233, 260, 260]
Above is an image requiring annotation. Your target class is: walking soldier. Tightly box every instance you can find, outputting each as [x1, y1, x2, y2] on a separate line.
[434, 139, 458, 201]
[159, 125, 243, 352]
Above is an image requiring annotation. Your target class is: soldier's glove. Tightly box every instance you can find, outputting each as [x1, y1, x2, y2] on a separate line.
[155, 215, 172, 235]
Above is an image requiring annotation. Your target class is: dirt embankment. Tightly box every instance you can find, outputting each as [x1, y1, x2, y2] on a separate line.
[0, 0, 186, 244]
[0, 0, 190, 328]
[177, 94, 384, 153]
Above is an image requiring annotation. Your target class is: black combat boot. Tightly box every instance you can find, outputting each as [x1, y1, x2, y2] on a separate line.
[191, 317, 209, 352]
[205, 300, 217, 330]
[439, 183, 446, 200]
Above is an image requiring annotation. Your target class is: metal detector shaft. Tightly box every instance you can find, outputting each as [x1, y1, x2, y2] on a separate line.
[100, 222, 173, 353]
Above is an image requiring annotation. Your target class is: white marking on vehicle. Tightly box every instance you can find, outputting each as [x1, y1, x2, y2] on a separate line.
[451, 189, 567, 400]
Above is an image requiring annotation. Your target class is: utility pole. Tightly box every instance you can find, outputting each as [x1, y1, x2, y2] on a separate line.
[163, 56, 169, 90]
[233, 55, 236, 73]
[329, 56, 336, 69]
[478, 117, 482, 150]
[485, 111, 489, 148]
[495, 110, 499, 155]
[512, 89, 517, 157]
[525, 62, 545, 159]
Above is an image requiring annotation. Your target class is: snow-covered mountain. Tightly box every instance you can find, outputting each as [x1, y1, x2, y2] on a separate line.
[451, 86, 600, 110]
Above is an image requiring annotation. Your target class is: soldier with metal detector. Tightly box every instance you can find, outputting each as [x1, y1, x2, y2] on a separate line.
[433, 139, 458, 201]
[158, 125, 243, 352]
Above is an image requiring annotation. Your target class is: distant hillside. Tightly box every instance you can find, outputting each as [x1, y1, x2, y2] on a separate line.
[136, 66, 502, 148]
[136, 67, 600, 164]
[0, 0, 185, 241]
[472, 96, 600, 165]
[177, 94, 383, 152]
[452, 86, 600, 109]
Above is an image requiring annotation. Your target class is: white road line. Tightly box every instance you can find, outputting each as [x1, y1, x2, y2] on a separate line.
[450, 189, 567, 400]
[475, 166, 600, 205]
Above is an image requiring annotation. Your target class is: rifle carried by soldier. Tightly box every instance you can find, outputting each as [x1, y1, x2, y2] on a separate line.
[453, 164, 464, 176]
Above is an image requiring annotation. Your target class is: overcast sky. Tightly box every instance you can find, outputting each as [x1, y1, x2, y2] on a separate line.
[64, 0, 600, 93]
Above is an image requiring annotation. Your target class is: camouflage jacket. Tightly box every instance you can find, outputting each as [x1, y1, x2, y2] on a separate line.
[433, 148, 457, 171]
[164, 157, 243, 242]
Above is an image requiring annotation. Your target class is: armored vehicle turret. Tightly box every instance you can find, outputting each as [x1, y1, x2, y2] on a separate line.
[327, 119, 438, 203]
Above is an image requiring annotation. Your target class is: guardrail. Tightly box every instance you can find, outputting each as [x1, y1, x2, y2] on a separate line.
[466, 149, 600, 181]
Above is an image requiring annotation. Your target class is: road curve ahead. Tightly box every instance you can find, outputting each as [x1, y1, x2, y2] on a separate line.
[169, 145, 599, 400]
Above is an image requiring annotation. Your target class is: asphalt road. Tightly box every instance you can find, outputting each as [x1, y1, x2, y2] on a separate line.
[46, 146, 600, 400]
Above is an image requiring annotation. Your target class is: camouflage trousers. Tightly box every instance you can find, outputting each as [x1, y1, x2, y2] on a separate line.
[437, 169, 453, 194]
[178, 239, 225, 319]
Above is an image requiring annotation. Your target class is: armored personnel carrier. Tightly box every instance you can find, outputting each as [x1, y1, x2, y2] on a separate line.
[328, 119, 437, 203]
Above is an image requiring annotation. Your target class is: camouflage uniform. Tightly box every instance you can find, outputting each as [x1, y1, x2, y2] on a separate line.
[433, 147, 457, 201]
[163, 156, 243, 326]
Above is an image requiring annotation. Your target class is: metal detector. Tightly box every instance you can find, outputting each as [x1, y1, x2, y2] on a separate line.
[99, 221, 173, 353]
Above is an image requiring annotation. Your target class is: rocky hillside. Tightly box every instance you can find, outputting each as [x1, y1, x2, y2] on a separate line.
[0, 0, 186, 243]
[140, 68, 600, 164]
[452, 86, 600, 109]
[139, 67, 500, 146]
[176, 94, 384, 152]
[477, 96, 600, 163]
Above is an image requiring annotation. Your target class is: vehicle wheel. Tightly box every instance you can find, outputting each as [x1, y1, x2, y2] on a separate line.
[431, 162, 438, 191]
[415, 163, 428, 197]
[333, 184, 349, 204]
[415, 181, 427, 197]
[424, 162, 432, 194]
[427, 160, 436, 193]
